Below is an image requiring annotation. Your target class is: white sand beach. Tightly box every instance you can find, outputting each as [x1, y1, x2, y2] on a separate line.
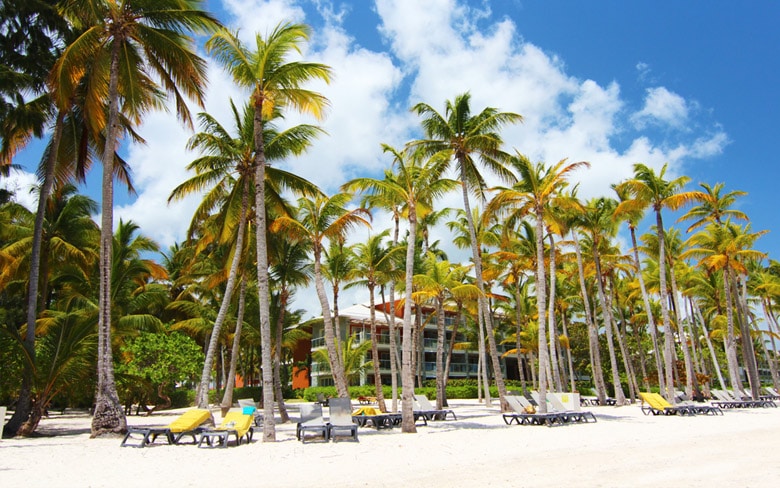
[2, 400, 779, 488]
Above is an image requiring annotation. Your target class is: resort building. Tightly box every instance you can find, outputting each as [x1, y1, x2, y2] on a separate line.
[306, 300, 521, 387]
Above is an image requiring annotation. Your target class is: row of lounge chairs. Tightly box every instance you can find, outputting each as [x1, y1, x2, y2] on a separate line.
[710, 389, 777, 409]
[120, 406, 255, 448]
[638, 392, 723, 416]
[503, 392, 597, 427]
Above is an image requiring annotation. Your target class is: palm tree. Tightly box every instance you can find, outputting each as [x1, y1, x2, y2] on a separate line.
[272, 193, 370, 398]
[678, 182, 748, 232]
[170, 102, 322, 410]
[348, 230, 403, 412]
[486, 154, 589, 411]
[615, 163, 704, 401]
[410, 92, 522, 410]
[683, 222, 767, 398]
[613, 183, 665, 394]
[54, 0, 219, 436]
[413, 253, 480, 409]
[345, 145, 453, 432]
[205, 22, 330, 441]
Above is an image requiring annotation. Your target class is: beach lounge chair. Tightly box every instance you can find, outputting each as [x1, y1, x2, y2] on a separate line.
[327, 397, 359, 442]
[297, 403, 329, 443]
[502, 395, 566, 427]
[547, 392, 597, 423]
[413, 394, 457, 421]
[237, 398, 263, 427]
[197, 411, 254, 448]
[638, 392, 696, 416]
[762, 387, 780, 400]
[711, 389, 775, 408]
[120, 408, 211, 448]
[315, 393, 330, 407]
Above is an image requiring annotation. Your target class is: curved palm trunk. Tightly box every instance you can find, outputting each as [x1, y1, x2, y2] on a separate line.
[668, 268, 697, 398]
[761, 299, 780, 392]
[654, 210, 676, 402]
[221, 278, 247, 413]
[6, 111, 66, 438]
[571, 230, 607, 402]
[514, 287, 528, 392]
[459, 176, 507, 410]
[198, 181, 250, 408]
[692, 299, 727, 391]
[272, 287, 290, 423]
[368, 284, 388, 412]
[592, 248, 626, 405]
[560, 312, 576, 393]
[735, 278, 761, 399]
[401, 205, 418, 433]
[547, 234, 562, 392]
[629, 225, 665, 394]
[313, 250, 349, 398]
[442, 303, 463, 406]
[722, 268, 743, 392]
[253, 106, 276, 441]
[608, 278, 638, 402]
[92, 43, 126, 437]
[380, 286, 399, 412]
[476, 303, 491, 404]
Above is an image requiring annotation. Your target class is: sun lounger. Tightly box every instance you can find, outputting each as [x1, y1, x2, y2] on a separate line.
[502, 395, 566, 427]
[547, 392, 597, 423]
[197, 411, 254, 448]
[351, 406, 396, 429]
[315, 393, 330, 407]
[297, 403, 329, 443]
[638, 392, 697, 416]
[711, 389, 776, 408]
[121, 408, 212, 448]
[413, 394, 457, 421]
[762, 387, 780, 400]
[327, 397, 359, 442]
[237, 398, 263, 426]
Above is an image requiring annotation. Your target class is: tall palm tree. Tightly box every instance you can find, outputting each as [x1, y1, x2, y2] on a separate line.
[683, 222, 767, 398]
[272, 193, 370, 398]
[205, 22, 330, 441]
[613, 183, 665, 394]
[678, 182, 748, 232]
[348, 230, 403, 412]
[55, 0, 219, 436]
[410, 92, 522, 410]
[170, 102, 321, 410]
[486, 154, 588, 411]
[615, 163, 704, 401]
[413, 253, 480, 409]
[345, 145, 453, 432]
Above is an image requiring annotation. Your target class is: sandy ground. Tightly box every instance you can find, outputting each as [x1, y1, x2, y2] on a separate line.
[2, 399, 779, 488]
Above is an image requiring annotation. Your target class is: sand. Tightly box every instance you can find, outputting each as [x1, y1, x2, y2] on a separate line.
[1, 399, 779, 487]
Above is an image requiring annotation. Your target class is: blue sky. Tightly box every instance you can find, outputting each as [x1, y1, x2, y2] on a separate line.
[5, 0, 779, 271]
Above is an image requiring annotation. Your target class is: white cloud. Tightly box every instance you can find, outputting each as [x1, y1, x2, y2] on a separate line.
[0, 170, 38, 210]
[632, 86, 689, 129]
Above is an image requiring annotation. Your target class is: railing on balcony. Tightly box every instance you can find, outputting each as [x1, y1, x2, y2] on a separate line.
[311, 337, 325, 349]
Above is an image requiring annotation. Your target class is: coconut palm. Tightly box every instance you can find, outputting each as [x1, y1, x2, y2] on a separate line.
[410, 92, 522, 410]
[345, 145, 453, 432]
[348, 230, 403, 412]
[615, 163, 704, 401]
[206, 22, 331, 441]
[486, 153, 589, 411]
[272, 193, 369, 398]
[54, 0, 219, 436]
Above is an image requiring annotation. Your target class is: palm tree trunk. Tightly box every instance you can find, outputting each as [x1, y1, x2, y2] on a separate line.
[368, 284, 387, 412]
[435, 297, 446, 410]
[459, 177, 507, 409]
[560, 312, 576, 393]
[401, 205, 418, 433]
[668, 268, 697, 399]
[253, 104, 276, 441]
[735, 278, 761, 398]
[547, 234, 562, 392]
[92, 42, 126, 437]
[5, 111, 66, 438]
[629, 225, 665, 394]
[571, 230, 607, 403]
[221, 279, 247, 415]
[654, 210, 676, 402]
[380, 286, 399, 412]
[761, 299, 780, 392]
[198, 180, 250, 408]
[692, 299, 727, 391]
[514, 286, 528, 392]
[533, 207, 550, 412]
[722, 268, 743, 392]
[476, 303, 491, 405]
[592, 249, 625, 405]
[273, 287, 290, 423]
[313, 250, 349, 398]
[608, 278, 637, 403]
[442, 303, 462, 406]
